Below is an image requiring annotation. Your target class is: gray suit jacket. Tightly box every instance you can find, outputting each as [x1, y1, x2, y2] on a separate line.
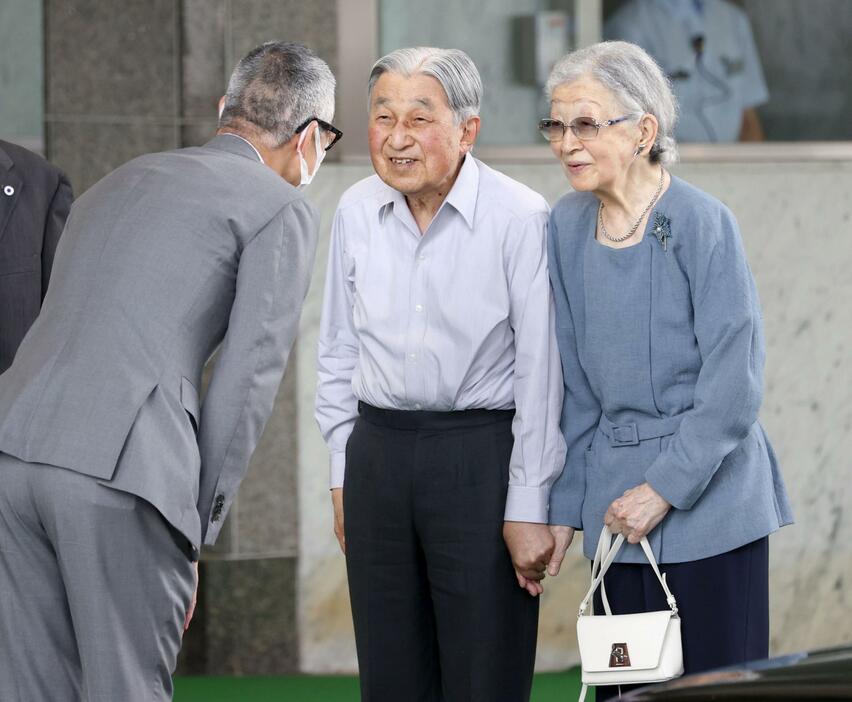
[0, 135, 318, 550]
[0, 140, 73, 373]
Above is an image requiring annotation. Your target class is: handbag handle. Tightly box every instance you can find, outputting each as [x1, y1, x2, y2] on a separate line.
[578, 526, 679, 618]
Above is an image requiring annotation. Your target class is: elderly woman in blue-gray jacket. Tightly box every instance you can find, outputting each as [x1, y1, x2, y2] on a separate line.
[540, 42, 793, 698]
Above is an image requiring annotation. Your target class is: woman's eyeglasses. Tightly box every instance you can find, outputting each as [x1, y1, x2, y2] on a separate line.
[295, 117, 343, 151]
[538, 115, 636, 142]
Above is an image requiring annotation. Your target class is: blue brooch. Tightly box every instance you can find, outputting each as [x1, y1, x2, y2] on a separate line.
[652, 212, 672, 251]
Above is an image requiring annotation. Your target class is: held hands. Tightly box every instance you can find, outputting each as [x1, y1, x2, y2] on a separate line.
[502, 522, 555, 597]
[331, 488, 345, 554]
[547, 525, 575, 577]
[604, 482, 671, 543]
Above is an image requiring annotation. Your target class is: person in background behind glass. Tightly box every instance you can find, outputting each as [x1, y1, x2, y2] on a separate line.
[605, 0, 768, 142]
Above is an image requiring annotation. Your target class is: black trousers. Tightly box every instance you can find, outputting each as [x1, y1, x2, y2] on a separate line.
[344, 404, 539, 702]
[593, 537, 769, 700]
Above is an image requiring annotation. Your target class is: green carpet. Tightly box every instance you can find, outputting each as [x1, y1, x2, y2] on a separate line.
[174, 669, 581, 701]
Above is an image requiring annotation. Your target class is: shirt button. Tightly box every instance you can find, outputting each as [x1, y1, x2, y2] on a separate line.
[415, 304, 423, 313]
[3, 185, 14, 196]
[418, 253, 426, 261]
[409, 353, 417, 360]
[414, 403, 422, 410]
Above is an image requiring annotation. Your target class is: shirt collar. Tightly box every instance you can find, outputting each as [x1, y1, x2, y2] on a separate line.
[443, 153, 479, 230]
[379, 154, 480, 232]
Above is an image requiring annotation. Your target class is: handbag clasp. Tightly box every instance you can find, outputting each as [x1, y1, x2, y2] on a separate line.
[609, 643, 631, 668]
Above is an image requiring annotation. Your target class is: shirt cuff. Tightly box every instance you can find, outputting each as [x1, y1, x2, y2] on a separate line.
[504, 485, 550, 523]
[329, 451, 346, 489]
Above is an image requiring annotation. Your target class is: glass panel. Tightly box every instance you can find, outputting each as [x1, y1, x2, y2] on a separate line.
[377, 0, 852, 147]
[379, 0, 577, 145]
[0, 0, 44, 151]
[603, 0, 852, 142]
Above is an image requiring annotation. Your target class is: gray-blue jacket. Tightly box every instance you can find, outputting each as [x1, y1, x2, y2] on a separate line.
[547, 175, 793, 563]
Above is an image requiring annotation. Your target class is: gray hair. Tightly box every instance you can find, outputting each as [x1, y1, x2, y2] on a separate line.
[219, 41, 335, 148]
[368, 47, 483, 124]
[545, 41, 679, 165]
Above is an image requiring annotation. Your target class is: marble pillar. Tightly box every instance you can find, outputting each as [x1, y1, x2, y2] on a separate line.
[44, 0, 181, 192]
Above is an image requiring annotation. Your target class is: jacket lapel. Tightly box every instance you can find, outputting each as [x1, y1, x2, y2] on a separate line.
[0, 146, 24, 248]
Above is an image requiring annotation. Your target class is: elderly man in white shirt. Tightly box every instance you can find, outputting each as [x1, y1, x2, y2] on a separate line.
[315, 47, 566, 702]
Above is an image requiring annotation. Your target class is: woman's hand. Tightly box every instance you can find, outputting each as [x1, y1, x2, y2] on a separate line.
[546, 526, 575, 576]
[604, 482, 671, 543]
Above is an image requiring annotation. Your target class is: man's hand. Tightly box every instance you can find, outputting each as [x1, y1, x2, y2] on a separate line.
[331, 488, 345, 554]
[604, 482, 671, 543]
[546, 525, 575, 576]
[184, 561, 199, 632]
[503, 522, 555, 597]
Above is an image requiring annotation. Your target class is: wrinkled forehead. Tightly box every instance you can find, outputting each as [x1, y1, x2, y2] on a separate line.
[370, 71, 451, 112]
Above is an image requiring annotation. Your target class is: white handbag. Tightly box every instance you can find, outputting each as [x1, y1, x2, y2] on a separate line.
[576, 526, 684, 702]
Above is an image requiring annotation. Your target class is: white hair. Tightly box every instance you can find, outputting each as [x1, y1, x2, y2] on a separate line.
[368, 47, 483, 124]
[546, 41, 679, 165]
[219, 41, 336, 148]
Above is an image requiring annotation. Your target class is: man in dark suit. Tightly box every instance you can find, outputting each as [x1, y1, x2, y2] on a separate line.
[0, 139, 73, 373]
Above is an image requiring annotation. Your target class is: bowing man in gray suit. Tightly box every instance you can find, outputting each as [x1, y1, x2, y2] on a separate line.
[0, 41, 338, 701]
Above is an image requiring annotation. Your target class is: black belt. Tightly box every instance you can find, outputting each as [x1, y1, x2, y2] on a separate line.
[358, 402, 514, 430]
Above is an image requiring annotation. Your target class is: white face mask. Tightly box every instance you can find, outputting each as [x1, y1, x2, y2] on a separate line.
[297, 124, 326, 187]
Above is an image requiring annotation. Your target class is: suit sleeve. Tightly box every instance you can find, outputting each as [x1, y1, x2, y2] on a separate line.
[41, 169, 73, 299]
[547, 211, 602, 529]
[198, 197, 319, 545]
[644, 206, 764, 509]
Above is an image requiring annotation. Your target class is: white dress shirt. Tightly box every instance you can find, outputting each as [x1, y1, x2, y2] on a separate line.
[315, 155, 566, 523]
